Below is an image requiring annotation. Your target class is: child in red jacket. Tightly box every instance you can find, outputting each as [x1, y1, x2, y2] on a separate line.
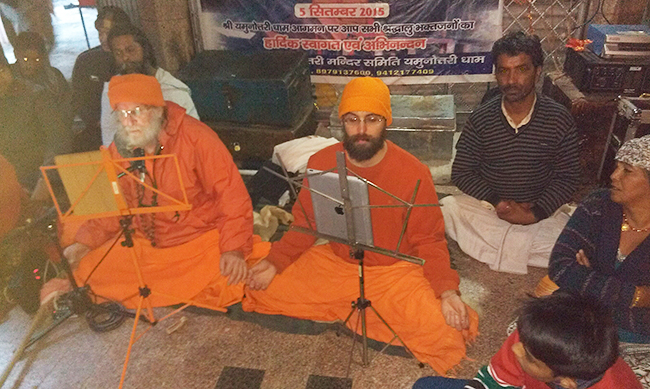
[414, 292, 642, 389]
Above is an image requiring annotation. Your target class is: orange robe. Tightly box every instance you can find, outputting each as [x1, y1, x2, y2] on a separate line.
[0, 155, 22, 239]
[243, 141, 479, 374]
[73, 102, 268, 309]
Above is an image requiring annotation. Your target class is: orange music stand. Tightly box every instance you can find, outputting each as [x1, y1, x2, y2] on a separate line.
[38, 147, 230, 388]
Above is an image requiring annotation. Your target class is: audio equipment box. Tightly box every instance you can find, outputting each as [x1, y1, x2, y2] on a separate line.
[564, 48, 650, 95]
[587, 24, 650, 59]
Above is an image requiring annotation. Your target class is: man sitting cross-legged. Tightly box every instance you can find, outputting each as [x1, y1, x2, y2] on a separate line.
[441, 31, 581, 274]
[58, 74, 268, 309]
[244, 77, 479, 374]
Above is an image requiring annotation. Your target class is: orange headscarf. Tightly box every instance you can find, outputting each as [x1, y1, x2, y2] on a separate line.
[338, 77, 392, 125]
[108, 74, 165, 110]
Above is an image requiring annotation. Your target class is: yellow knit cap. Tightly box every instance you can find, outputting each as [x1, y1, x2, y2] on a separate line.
[338, 77, 392, 125]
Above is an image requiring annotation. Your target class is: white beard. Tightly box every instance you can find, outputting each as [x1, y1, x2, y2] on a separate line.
[113, 111, 164, 157]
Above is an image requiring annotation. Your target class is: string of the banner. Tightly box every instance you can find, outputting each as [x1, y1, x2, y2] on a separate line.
[512, 0, 594, 52]
[513, 0, 535, 34]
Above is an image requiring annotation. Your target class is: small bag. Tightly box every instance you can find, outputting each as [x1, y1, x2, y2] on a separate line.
[246, 161, 294, 207]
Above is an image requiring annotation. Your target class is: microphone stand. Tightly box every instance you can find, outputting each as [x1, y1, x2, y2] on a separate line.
[0, 211, 133, 387]
[2, 147, 194, 388]
[22, 214, 147, 350]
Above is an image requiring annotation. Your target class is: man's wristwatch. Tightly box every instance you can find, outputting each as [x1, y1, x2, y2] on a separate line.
[631, 286, 650, 308]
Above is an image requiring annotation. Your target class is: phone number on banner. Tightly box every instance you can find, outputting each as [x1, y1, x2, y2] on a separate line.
[314, 68, 436, 77]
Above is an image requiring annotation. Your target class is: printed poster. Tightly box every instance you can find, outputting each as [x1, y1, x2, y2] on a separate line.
[197, 0, 501, 84]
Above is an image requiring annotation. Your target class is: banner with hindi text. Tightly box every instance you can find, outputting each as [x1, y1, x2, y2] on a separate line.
[197, 0, 502, 84]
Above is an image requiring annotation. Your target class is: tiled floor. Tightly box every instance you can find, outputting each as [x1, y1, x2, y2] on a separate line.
[0, 240, 546, 389]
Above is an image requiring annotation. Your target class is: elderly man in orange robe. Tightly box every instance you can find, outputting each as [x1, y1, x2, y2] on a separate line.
[244, 77, 479, 374]
[61, 74, 267, 309]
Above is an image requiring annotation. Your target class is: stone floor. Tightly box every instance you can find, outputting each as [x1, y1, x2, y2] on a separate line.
[0, 237, 546, 389]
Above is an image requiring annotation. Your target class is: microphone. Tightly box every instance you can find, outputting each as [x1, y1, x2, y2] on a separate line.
[132, 148, 146, 182]
[116, 148, 147, 181]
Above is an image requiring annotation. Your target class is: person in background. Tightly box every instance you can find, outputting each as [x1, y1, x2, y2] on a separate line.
[441, 31, 580, 274]
[71, 6, 131, 152]
[413, 293, 642, 389]
[11, 31, 71, 128]
[0, 58, 69, 191]
[99, 23, 198, 147]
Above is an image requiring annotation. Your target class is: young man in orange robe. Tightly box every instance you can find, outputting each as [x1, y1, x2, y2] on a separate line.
[59, 74, 268, 309]
[245, 77, 479, 374]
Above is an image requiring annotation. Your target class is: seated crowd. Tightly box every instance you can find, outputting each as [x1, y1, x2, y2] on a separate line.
[1, 8, 648, 388]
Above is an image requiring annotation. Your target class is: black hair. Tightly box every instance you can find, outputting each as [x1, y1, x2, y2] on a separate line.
[95, 6, 131, 29]
[107, 23, 157, 69]
[517, 292, 618, 380]
[13, 31, 47, 56]
[492, 31, 544, 68]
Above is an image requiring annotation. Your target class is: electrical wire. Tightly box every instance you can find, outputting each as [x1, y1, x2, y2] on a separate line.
[85, 301, 127, 332]
[600, 0, 613, 25]
[571, 0, 601, 33]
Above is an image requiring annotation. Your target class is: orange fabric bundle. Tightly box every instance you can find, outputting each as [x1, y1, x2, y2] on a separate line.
[0, 154, 22, 239]
[73, 229, 270, 310]
[243, 244, 479, 374]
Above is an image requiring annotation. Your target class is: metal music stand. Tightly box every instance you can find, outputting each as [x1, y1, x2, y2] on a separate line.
[0, 147, 228, 389]
[266, 151, 439, 375]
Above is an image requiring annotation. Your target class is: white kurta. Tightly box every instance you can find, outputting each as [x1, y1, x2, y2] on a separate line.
[100, 68, 200, 146]
[440, 194, 571, 274]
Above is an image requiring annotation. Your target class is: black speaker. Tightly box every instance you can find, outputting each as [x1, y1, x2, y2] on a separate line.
[6, 248, 49, 314]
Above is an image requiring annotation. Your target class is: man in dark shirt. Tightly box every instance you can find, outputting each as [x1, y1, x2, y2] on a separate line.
[70, 6, 130, 151]
[11, 31, 72, 131]
[0, 60, 69, 190]
[440, 31, 580, 274]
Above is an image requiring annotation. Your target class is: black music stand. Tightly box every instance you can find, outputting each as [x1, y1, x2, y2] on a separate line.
[268, 151, 438, 375]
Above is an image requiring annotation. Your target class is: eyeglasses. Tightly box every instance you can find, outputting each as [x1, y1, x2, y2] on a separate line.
[117, 106, 148, 119]
[342, 114, 385, 127]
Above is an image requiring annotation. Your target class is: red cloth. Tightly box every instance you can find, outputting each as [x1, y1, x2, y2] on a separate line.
[74, 102, 253, 256]
[265, 141, 459, 296]
[0, 154, 22, 238]
[488, 331, 642, 388]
